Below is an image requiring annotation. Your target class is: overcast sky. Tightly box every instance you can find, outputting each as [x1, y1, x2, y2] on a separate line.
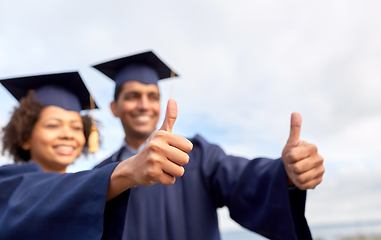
[1, 0, 381, 237]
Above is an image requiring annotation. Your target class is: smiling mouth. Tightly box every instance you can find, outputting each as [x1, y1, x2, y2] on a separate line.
[54, 145, 75, 155]
[135, 116, 151, 122]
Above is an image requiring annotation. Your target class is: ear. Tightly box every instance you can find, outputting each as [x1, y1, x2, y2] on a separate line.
[21, 140, 31, 151]
[110, 101, 119, 117]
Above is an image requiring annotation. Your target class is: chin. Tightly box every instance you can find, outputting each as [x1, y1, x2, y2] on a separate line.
[134, 130, 154, 138]
[54, 156, 77, 166]
[134, 126, 155, 134]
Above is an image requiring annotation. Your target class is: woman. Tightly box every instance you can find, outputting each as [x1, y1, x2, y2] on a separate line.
[0, 72, 192, 240]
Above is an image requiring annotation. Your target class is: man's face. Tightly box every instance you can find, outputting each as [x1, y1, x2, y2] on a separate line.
[111, 81, 161, 139]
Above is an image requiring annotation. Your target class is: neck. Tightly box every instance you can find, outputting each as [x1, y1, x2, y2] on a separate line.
[124, 135, 148, 150]
[33, 160, 67, 174]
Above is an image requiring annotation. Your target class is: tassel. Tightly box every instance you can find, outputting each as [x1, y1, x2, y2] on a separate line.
[88, 94, 99, 153]
[88, 124, 99, 153]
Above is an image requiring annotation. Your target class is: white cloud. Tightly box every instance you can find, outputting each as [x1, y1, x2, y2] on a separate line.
[1, 0, 381, 233]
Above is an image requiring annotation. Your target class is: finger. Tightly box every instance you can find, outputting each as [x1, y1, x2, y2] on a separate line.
[287, 143, 318, 163]
[151, 131, 193, 153]
[166, 134, 193, 153]
[293, 164, 325, 186]
[297, 140, 309, 147]
[290, 154, 324, 174]
[157, 172, 176, 185]
[165, 144, 190, 166]
[159, 99, 178, 133]
[287, 112, 302, 146]
[298, 175, 323, 190]
[162, 161, 185, 178]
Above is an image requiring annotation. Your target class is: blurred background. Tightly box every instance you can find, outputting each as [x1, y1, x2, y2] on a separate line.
[1, 1, 381, 239]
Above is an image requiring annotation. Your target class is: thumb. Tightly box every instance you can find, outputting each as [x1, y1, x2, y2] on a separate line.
[287, 112, 302, 146]
[159, 99, 178, 133]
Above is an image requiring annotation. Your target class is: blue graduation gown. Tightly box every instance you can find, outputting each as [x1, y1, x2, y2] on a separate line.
[96, 134, 312, 240]
[0, 162, 129, 240]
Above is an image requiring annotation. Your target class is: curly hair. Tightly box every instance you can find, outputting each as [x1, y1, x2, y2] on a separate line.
[1, 90, 98, 163]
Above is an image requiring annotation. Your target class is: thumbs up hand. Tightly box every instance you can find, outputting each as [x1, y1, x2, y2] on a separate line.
[159, 98, 178, 132]
[281, 113, 324, 190]
[121, 99, 193, 187]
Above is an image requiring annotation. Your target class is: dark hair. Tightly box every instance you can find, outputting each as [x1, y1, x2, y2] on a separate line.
[114, 84, 123, 102]
[1, 90, 98, 163]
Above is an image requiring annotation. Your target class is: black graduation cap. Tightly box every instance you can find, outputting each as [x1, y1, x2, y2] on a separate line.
[92, 50, 178, 87]
[0, 71, 98, 112]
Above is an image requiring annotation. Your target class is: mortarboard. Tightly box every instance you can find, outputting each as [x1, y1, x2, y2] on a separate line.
[92, 50, 178, 87]
[0, 71, 98, 112]
[0, 71, 100, 152]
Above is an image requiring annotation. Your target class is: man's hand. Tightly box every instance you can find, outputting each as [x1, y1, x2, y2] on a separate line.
[122, 99, 193, 186]
[281, 113, 324, 190]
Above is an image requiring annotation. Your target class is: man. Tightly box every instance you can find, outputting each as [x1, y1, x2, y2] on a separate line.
[93, 51, 324, 240]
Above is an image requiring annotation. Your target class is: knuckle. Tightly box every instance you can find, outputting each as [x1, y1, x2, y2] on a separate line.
[155, 130, 167, 138]
[317, 177, 323, 185]
[293, 164, 303, 174]
[145, 168, 158, 180]
[147, 141, 163, 153]
[288, 149, 298, 161]
[300, 184, 310, 190]
[309, 144, 318, 153]
[295, 175, 305, 184]
[299, 141, 308, 146]
[146, 154, 161, 165]
[320, 166, 325, 175]
[316, 155, 324, 165]
[296, 183, 307, 190]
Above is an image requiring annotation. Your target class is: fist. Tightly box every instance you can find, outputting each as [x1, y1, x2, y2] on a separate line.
[281, 113, 324, 190]
[123, 99, 193, 186]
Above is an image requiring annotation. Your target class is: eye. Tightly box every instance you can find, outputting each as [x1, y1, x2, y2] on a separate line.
[46, 124, 58, 128]
[72, 125, 83, 131]
[149, 94, 160, 101]
[124, 93, 140, 100]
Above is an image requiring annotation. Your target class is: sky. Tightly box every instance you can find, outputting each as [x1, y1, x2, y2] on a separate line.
[1, 0, 381, 237]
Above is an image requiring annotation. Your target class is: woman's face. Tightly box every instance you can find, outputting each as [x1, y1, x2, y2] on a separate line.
[22, 106, 86, 173]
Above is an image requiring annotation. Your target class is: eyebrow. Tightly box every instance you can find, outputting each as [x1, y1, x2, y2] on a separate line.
[121, 90, 138, 96]
[123, 91, 160, 95]
[43, 118, 82, 123]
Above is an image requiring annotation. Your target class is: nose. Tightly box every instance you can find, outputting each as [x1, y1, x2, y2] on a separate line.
[137, 95, 149, 110]
[59, 125, 74, 139]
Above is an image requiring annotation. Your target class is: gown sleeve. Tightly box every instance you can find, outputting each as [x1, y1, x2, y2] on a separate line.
[190, 135, 312, 240]
[0, 162, 129, 240]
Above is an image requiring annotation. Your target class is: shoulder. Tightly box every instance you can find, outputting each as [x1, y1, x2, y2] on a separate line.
[93, 150, 120, 169]
[188, 134, 221, 148]
[0, 163, 42, 178]
[186, 134, 228, 167]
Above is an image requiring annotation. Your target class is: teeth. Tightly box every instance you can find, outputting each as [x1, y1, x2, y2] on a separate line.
[136, 116, 150, 121]
[56, 146, 74, 151]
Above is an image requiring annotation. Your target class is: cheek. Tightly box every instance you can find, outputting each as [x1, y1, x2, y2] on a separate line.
[30, 131, 56, 149]
[153, 103, 160, 115]
[76, 133, 86, 147]
[119, 102, 135, 115]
